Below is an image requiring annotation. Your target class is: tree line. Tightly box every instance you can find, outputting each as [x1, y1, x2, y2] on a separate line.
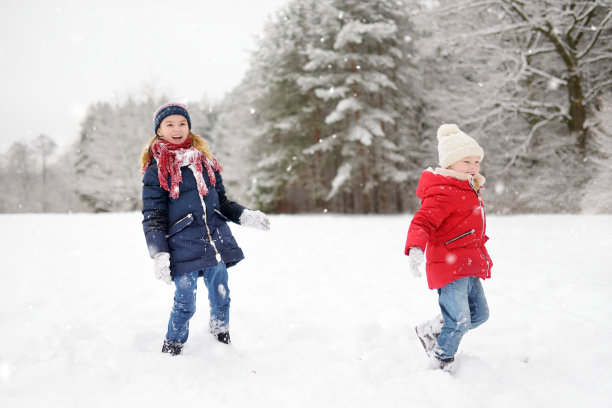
[1, 0, 611, 214]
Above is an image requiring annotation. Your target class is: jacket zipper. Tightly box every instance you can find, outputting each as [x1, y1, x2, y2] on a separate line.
[445, 229, 475, 245]
[179, 164, 220, 263]
[198, 189, 222, 263]
[168, 213, 193, 231]
[481, 247, 490, 278]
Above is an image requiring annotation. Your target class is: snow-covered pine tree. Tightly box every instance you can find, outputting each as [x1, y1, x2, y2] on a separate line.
[315, 0, 421, 213]
[247, 0, 335, 212]
[247, 0, 421, 213]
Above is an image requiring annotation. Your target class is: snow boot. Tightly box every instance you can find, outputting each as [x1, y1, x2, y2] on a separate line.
[429, 355, 456, 373]
[216, 331, 231, 344]
[415, 314, 443, 357]
[161, 340, 182, 356]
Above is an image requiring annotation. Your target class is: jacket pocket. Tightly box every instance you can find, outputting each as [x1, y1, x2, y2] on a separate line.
[166, 213, 194, 237]
[444, 229, 476, 248]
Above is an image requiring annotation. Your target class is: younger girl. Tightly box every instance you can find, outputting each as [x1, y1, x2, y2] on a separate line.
[141, 102, 270, 356]
[405, 124, 492, 371]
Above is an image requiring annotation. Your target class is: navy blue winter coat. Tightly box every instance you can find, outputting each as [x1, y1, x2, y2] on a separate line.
[142, 158, 245, 275]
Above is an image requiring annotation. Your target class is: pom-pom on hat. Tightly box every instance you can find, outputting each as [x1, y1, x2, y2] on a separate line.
[154, 103, 191, 135]
[437, 124, 484, 168]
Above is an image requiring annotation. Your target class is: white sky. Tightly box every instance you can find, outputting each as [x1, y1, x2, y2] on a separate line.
[0, 0, 290, 152]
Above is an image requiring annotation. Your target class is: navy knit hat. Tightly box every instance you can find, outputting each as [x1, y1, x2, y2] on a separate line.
[154, 103, 191, 134]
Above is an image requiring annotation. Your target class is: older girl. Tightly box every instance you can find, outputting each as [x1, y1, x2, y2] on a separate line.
[141, 102, 270, 356]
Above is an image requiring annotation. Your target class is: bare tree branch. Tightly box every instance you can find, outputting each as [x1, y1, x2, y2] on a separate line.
[577, 9, 612, 59]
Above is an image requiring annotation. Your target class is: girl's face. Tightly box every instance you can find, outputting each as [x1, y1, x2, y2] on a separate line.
[448, 155, 481, 176]
[157, 114, 190, 144]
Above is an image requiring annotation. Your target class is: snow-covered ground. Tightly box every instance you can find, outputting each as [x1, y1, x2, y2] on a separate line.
[1, 213, 611, 407]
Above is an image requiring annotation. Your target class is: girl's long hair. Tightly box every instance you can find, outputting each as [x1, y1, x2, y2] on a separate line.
[140, 132, 212, 171]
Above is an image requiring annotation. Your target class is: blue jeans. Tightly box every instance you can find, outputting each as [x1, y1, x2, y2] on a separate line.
[166, 262, 231, 344]
[435, 277, 489, 360]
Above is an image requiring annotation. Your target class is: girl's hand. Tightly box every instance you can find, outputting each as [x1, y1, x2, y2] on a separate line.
[153, 252, 173, 285]
[239, 209, 271, 231]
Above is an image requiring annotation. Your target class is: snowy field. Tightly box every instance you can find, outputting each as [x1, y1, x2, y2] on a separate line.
[1, 212, 611, 408]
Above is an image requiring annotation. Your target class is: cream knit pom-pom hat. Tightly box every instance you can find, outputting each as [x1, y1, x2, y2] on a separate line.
[437, 124, 484, 168]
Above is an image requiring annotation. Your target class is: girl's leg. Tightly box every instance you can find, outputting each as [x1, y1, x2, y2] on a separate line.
[203, 262, 231, 335]
[468, 278, 489, 329]
[435, 277, 471, 360]
[166, 271, 198, 344]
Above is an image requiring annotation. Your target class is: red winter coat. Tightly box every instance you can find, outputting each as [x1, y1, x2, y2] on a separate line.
[405, 168, 492, 290]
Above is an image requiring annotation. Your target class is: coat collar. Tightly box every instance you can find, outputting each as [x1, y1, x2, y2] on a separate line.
[431, 167, 485, 189]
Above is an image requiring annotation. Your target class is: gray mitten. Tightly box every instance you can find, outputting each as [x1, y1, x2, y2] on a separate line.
[153, 252, 172, 285]
[408, 247, 424, 277]
[239, 209, 271, 231]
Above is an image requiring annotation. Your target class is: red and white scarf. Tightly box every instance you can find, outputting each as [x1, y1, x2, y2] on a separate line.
[143, 137, 222, 199]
